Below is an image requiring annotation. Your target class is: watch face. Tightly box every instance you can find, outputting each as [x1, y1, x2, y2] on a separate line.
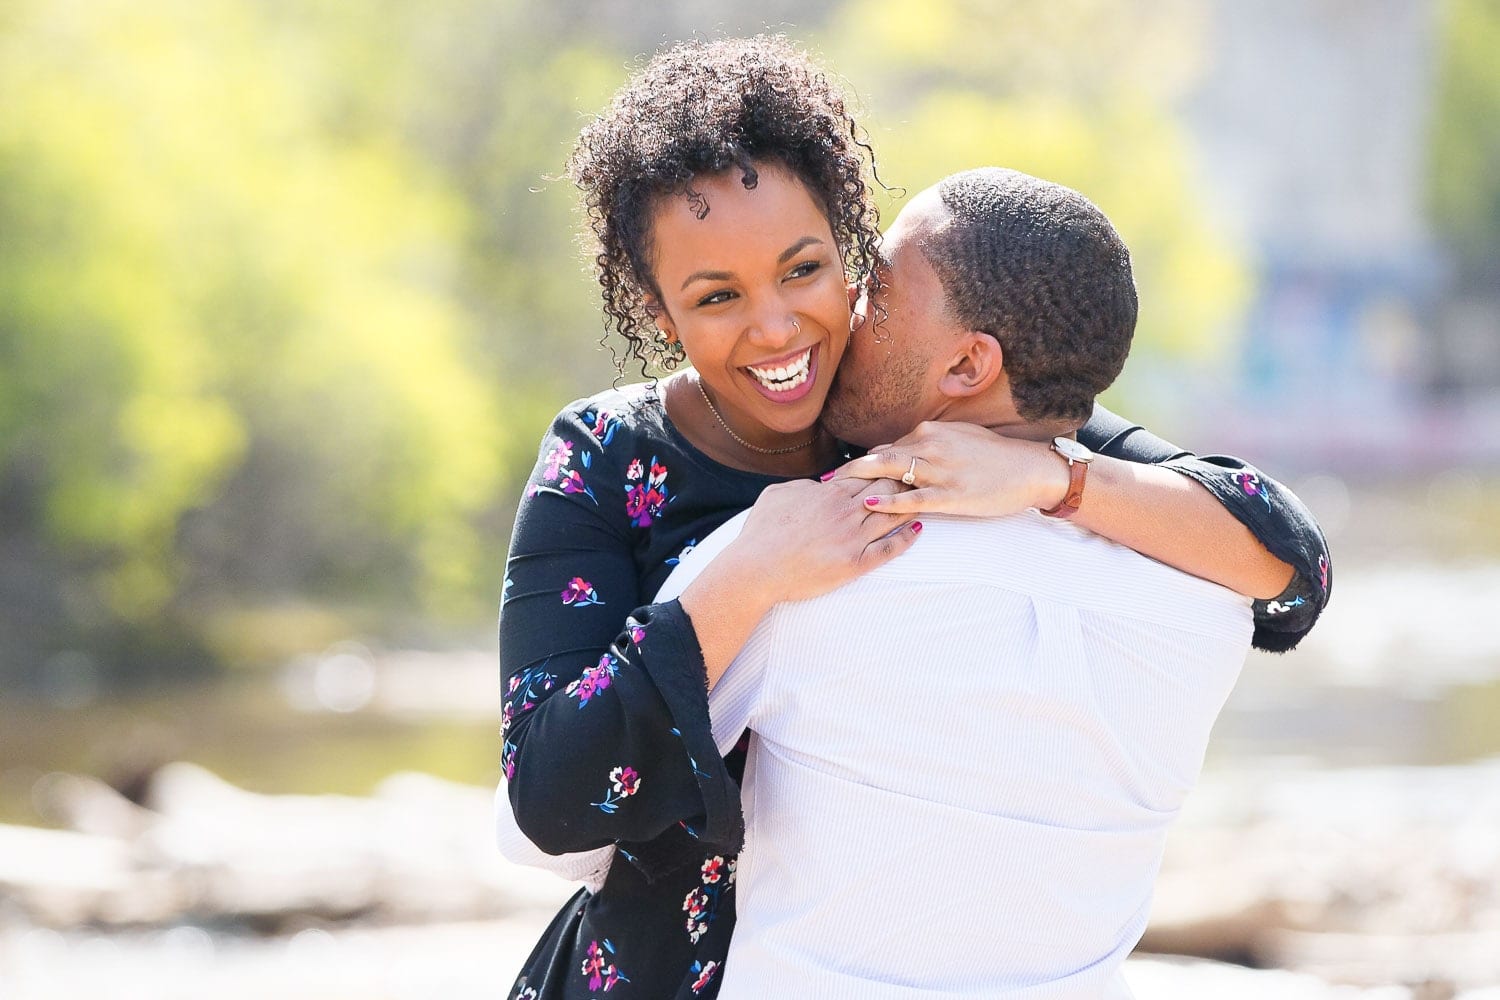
[1053, 436, 1093, 463]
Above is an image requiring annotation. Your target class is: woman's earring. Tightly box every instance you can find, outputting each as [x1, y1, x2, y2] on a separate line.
[656, 328, 685, 368]
[849, 284, 871, 334]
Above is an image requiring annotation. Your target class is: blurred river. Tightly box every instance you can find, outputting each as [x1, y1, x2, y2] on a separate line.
[1214, 559, 1500, 768]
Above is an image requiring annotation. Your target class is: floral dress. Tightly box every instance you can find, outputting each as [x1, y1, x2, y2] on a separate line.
[499, 383, 1329, 1000]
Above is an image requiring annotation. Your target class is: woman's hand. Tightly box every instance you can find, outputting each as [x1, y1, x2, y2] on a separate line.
[831, 421, 1069, 518]
[726, 476, 920, 605]
[678, 476, 921, 688]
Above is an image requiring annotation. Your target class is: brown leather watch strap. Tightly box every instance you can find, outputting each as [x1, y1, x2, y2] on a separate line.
[1041, 457, 1088, 519]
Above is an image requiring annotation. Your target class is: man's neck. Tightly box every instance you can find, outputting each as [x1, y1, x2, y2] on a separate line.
[980, 418, 1080, 443]
[930, 397, 1081, 443]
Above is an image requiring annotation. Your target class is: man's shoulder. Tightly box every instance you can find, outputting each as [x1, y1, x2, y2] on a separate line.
[873, 511, 1252, 638]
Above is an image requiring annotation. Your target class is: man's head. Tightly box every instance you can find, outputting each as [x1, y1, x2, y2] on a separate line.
[822, 167, 1137, 447]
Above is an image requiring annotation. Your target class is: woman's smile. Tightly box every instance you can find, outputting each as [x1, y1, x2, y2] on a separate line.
[743, 344, 818, 400]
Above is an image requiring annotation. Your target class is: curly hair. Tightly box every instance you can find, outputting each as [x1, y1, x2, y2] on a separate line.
[568, 35, 883, 375]
[923, 168, 1137, 423]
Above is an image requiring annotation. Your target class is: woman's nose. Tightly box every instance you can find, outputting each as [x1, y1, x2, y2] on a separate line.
[747, 308, 800, 350]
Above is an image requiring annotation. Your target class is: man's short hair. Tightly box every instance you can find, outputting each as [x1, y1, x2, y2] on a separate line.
[922, 168, 1137, 422]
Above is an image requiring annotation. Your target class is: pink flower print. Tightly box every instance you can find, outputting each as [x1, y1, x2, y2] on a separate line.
[501, 664, 555, 765]
[626, 622, 646, 645]
[532, 438, 598, 503]
[623, 456, 670, 527]
[611, 765, 641, 797]
[543, 441, 574, 482]
[690, 961, 719, 993]
[1235, 471, 1272, 511]
[700, 857, 724, 884]
[560, 469, 595, 500]
[581, 939, 629, 992]
[566, 653, 619, 707]
[1318, 554, 1329, 591]
[592, 764, 641, 813]
[561, 577, 603, 607]
[624, 485, 650, 523]
[584, 407, 620, 447]
[501, 738, 517, 781]
[623, 484, 668, 527]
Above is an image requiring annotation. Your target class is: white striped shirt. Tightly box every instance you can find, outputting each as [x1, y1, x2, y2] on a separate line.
[655, 509, 1252, 999]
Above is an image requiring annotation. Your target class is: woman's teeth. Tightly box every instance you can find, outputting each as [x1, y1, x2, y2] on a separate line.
[747, 349, 812, 392]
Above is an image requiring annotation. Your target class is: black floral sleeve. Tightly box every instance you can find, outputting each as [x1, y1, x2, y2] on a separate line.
[1078, 403, 1331, 653]
[498, 402, 740, 866]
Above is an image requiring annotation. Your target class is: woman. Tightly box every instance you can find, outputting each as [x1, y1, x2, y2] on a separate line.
[501, 36, 1327, 1000]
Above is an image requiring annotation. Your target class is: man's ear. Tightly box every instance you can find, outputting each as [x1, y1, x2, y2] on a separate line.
[937, 332, 1004, 398]
[644, 295, 679, 344]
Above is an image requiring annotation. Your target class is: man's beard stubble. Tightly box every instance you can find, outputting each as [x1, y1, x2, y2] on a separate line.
[821, 344, 929, 449]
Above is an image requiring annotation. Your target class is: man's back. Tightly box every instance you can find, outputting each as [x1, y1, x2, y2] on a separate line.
[686, 510, 1252, 999]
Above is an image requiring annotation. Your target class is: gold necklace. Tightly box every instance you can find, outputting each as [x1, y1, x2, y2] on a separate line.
[695, 376, 818, 456]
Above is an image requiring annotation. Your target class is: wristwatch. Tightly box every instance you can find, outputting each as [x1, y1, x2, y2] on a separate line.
[1040, 436, 1094, 520]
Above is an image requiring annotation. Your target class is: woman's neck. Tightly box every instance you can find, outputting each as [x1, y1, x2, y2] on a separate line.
[661, 371, 841, 478]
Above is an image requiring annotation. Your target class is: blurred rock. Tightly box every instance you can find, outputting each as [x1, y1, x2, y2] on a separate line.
[4, 759, 1499, 993]
[0, 763, 572, 933]
[1140, 759, 1500, 991]
[0, 921, 1421, 1000]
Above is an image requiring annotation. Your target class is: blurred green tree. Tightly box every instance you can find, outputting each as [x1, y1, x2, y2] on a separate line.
[1429, 0, 1500, 290]
[0, 0, 517, 681]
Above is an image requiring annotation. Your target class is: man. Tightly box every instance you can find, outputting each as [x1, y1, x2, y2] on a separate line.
[654, 167, 1252, 998]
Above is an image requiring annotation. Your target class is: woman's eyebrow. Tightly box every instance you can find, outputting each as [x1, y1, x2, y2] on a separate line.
[777, 236, 824, 264]
[678, 236, 826, 290]
[680, 269, 733, 290]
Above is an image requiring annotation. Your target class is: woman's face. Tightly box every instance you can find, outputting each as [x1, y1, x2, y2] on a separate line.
[648, 163, 851, 444]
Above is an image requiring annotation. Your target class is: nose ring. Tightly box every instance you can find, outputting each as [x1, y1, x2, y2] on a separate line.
[790, 316, 801, 335]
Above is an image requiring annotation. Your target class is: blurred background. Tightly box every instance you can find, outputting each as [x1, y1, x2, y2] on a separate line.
[2, 0, 1498, 996]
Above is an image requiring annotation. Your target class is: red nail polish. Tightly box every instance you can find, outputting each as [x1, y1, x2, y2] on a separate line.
[911, 521, 923, 534]
[864, 496, 881, 507]
[819, 470, 836, 482]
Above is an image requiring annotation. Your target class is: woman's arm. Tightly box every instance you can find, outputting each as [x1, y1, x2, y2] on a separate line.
[836, 406, 1331, 652]
[1066, 454, 1293, 599]
[501, 406, 742, 861]
[1079, 404, 1330, 653]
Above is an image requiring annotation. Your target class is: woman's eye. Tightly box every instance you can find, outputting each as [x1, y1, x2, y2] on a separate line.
[786, 260, 821, 280]
[697, 290, 736, 307]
